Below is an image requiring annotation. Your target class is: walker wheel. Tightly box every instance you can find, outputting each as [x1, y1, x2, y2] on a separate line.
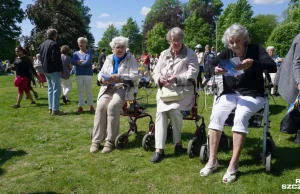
[200, 143, 209, 164]
[266, 152, 272, 172]
[142, 134, 155, 151]
[115, 134, 128, 149]
[131, 123, 137, 133]
[187, 139, 199, 158]
[220, 133, 231, 151]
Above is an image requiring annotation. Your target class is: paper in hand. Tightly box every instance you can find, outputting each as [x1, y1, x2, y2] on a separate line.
[218, 57, 244, 76]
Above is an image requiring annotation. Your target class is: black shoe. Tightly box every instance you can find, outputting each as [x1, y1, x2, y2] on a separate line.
[294, 130, 300, 144]
[12, 104, 20, 108]
[174, 145, 187, 155]
[29, 101, 36, 105]
[66, 99, 71, 102]
[62, 95, 67, 104]
[33, 91, 38, 99]
[151, 151, 165, 163]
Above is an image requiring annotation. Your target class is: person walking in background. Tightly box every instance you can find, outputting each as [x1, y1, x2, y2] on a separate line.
[141, 50, 150, 71]
[12, 46, 39, 108]
[39, 28, 64, 115]
[24, 47, 39, 99]
[60, 45, 73, 104]
[195, 44, 204, 90]
[72, 37, 95, 114]
[98, 48, 106, 71]
[33, 54, 46, 87]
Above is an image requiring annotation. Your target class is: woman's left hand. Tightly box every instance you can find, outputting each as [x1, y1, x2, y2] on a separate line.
[235, 58, 253, 70]
[165, 75, 177, 86]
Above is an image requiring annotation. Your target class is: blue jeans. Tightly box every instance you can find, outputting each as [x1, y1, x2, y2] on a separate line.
[45, 72, 61, 111]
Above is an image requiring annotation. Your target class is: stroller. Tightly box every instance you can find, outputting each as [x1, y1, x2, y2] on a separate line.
[199, 73, 276, 172]
[142, 80, 206, 157]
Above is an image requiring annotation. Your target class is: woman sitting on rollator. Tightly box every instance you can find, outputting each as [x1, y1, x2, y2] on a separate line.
[151, 27, 198, 163]
[199, 23, 276, 183]
[90, 36, 139, 153]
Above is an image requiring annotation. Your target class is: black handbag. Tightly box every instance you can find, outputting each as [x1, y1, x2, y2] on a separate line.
[280, 93, 300, 134]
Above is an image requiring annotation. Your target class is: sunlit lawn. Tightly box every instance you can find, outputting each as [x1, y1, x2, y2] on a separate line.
[0, 75, 299, 194]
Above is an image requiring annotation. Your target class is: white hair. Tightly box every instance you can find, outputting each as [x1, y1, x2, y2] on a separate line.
[109, 36, 129, 48]
[36, 54, 40, 57]
[266, 46, 275, 51]
[166, 27, 185, 42]
[77, 37, 88, 43]
[222, 23, 249, 47]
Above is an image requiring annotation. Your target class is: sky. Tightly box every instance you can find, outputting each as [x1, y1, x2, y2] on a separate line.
[19, 0, 290, 46]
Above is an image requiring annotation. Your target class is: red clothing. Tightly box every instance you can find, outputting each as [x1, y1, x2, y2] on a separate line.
[18, 77, 30, 94]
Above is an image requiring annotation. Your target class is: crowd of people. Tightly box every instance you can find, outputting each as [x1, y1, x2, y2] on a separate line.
[10, 22, 300, 184]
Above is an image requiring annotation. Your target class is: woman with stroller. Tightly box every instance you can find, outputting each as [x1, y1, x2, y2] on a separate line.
[90, 36, 139, 153]
[151, 27, 198, 163]
[199, 23, 276, 183]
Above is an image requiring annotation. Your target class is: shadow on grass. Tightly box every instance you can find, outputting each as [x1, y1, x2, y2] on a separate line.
[0, 148, 27, 176]
[269, 104, 286, 115]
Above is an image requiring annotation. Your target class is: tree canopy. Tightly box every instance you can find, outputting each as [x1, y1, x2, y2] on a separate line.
[0, 0, 24, 61]
[98, 25, 119, 55]
[145, 22, 168, 55]
[253, 14, 278, 46]
[143, 0, 184, 37]
[26, 0, 94, 52]
[120, 17, 142, 55]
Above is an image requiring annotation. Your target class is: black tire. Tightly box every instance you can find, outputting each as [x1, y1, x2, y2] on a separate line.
[142, 134, 155, 151]
[187, 139, 198, 158]
[266, 152, 272, 172]
[200, 144, 209, 164]
[266, 138, 276, 155]
[115, 134, 128, 149]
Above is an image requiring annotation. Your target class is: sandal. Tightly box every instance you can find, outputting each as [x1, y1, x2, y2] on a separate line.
[223, 169, 238, 184]
[200, 160, 219, 177]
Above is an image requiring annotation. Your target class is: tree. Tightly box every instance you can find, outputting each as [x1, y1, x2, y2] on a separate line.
[143, 0, 184, 37]
[98, 24, 119, 55]
[120, 17, 142, 55]
[145, 22, 168, 55]
[266, 22, 300, 57]
[26, 0, 94, 52]
[184, 11, 212, 49]
[216, 0, 255, 50]
[0, 0, 24, 61]
[253, 14, 278, 46]
[188, 0, 223, 24]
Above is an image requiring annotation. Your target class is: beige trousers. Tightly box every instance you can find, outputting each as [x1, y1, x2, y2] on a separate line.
[91, 87, 125, 144]
[155, 109, 183, 149]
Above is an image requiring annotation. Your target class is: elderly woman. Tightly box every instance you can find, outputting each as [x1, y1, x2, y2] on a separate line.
[71, 37, 95, 113]
[60, 45, 73, 104]
[151, 27, 198, 163]
[199, 23, 276, 183]
[90, 36, 139, 153]
[33, 54, 46, 87]
[266, 46, 284, 95]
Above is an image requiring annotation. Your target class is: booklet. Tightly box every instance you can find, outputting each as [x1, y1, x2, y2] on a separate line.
[218, 57, 244, 76]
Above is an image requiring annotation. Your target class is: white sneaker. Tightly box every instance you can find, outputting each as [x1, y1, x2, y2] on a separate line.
[90, 143, 100, 153]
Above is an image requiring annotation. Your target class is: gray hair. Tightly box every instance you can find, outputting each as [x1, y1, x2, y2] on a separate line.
[36, 54, 40, 57]
[109, 36, 129, 48]
[77, 37, 88, 43]
[46, 28, 57, 39]
[266, 46, 275, 51]
[222, 23, 249, 47]
[166, 27, 185, 42]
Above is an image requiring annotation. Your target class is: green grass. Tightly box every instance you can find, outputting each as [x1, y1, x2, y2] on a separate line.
[0, 75, 299, 194]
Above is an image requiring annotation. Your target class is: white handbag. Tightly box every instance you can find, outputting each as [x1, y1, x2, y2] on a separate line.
[160, 85, 184, 102]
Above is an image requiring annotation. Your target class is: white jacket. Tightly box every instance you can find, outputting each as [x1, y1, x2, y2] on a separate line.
[152, 45, 199, 112]
[97, 54, 139, 101]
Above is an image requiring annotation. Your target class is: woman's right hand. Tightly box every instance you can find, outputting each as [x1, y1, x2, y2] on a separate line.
[159, 77, 168, 86]
[215, 66, 227, 75]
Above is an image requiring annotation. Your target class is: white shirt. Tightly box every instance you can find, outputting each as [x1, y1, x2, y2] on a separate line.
[196, 52, 204, 67]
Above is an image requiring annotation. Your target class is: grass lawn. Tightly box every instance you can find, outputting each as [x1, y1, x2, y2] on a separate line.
[0, 75, 299, 194]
